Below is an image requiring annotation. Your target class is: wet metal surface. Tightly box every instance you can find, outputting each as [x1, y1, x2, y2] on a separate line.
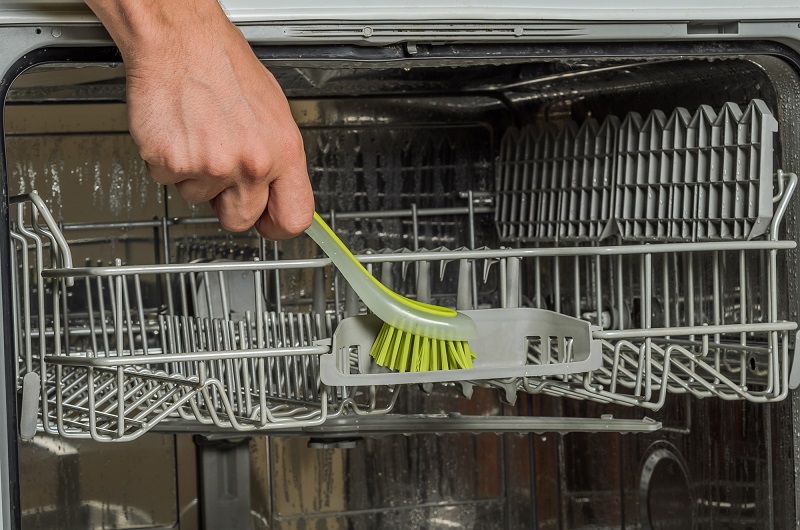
[18, 434, 177, 529]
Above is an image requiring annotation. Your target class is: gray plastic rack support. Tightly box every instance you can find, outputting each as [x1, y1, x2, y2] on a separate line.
[196, 437, 252, 530]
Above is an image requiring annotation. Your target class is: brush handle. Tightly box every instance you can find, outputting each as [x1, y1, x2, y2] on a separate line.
[306, 212, 477, 341]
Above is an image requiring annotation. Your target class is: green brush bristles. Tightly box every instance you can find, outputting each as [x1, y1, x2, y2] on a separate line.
[369, 322, 477, 372]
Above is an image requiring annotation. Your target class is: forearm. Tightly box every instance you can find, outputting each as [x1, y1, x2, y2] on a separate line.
[83, 0, 313, 238]
[83, 0, 229, 64]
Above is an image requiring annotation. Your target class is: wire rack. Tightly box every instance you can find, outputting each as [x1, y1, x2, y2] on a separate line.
[11, 180, 796, 439]
[314, 172, 795, 407]
[11, 196, 401, 441]
[10, 98, 797, 441]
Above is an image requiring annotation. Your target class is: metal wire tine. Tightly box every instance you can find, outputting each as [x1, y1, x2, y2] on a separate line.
[254, 273, 265, 349]
[14, 207, 50, 423]
[186, 317, 205, 414]
[244, 311, 254, 349]
[194, 315, 206, 351]
[268, 311, 281, 397]
[165, 315, 177, 359]
[572, 253, 580, 319]
[177, 315, 190, 377]
[178, 271, 189, 317]
[326, 312, 335, 345]
[105, 273, 121, 356]
[218, 271, 230, 319]
[231, 320, 246, 416]
[116, 364, 125, 438]
[209, 318, 221, 411]
[157, 315, 169, 369]
[297, 315, 310, 401]
[10, 232, 32, 374]
[315, 311, 325, 341]
[261, 310, 272, 391]
[237, 320, 253, 417]
[221, 319, 238, 415]
[280, 312, 293, 398]
[202, 272, 215, 320]
[133, 274, 148, 356]
[244, 311, 259, 393]
[171, 314, 184, 375]
[711, 251, 722, 378]
[257, 356, 267, 427]
[287, 312, 300, 400]
[553, 255, 561, 314]
[300, 313, 313, 401]
[55, 267, 70, 349]
[8, 232, 19, 378]
[273, 242, 282, 314]
[188, 271, 199, 318]
[594, 254, 603, 327]
[94, 273, 111, 356]
[643, 252, 653, 400]
[661, 254, 670, 330]
[173, 315, 184, 357]
[738, 249, 748, 388]
[160, 216, 176, 318]
[83, 273, 99, 358]
[686, 252, 696, 334]
[183, 316, 197, 378]
[262, 311, 274, 396]
[121, 272, 136, 356]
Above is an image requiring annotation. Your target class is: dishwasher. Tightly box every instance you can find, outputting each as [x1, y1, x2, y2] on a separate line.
[2, 3, 800, 530]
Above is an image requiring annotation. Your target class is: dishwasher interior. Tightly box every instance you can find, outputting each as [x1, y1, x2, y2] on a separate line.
[5, 49, 800, 529]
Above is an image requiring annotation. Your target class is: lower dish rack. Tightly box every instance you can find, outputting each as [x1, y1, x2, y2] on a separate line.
[9, 171, 799, 441]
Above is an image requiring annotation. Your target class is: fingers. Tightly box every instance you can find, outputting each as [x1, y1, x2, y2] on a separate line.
[209, 185, 270, 233]
[123, 17, 313, 238]
[254, 164, 315, 240]
[149, 135, 313, 238]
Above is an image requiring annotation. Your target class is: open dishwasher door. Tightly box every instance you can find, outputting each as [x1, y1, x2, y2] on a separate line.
[2, 6, 800, 530]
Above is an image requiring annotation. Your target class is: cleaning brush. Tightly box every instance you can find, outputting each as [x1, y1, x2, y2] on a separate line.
[306, 212, 477, 372]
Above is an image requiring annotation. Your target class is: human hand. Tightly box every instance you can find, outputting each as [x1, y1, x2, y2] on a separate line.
[84, 0, 314, 239]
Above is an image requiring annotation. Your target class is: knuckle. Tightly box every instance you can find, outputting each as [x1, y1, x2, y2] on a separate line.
[142, 145, 192, 178]
[138, 135, 172, 165]
[240, 151, 274, 182]
[205, 156, 237, 180]
[217, 203, 261, 233]
[174, 182, 206, 205]
[281, 209, 313, 236]
[280, 128, 305, 160]
[221, 220, 251, 233]
[219, 214, 255, 233]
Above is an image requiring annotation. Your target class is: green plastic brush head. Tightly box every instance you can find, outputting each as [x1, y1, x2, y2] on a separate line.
[306, 212, 478, 372]
[370, 323, 476, 372]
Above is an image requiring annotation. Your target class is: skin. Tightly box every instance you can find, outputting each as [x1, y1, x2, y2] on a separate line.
[83, 0, 315, 239]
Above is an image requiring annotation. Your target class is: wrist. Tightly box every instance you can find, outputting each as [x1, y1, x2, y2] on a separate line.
[84, 0, 230, 66]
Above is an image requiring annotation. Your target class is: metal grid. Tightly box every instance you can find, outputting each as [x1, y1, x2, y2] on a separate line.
[518, 172, 796, 408]
[10, 177, 796, 439]
[11, 195, 397, 441]
[311, 173, 795, 405]
[10, 98, 796, 440]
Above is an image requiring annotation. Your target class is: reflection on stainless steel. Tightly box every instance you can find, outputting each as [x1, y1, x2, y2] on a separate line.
[26, 436, 78, 456]
[639, 443, 694, 530]
[19, 434, 177, 530]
